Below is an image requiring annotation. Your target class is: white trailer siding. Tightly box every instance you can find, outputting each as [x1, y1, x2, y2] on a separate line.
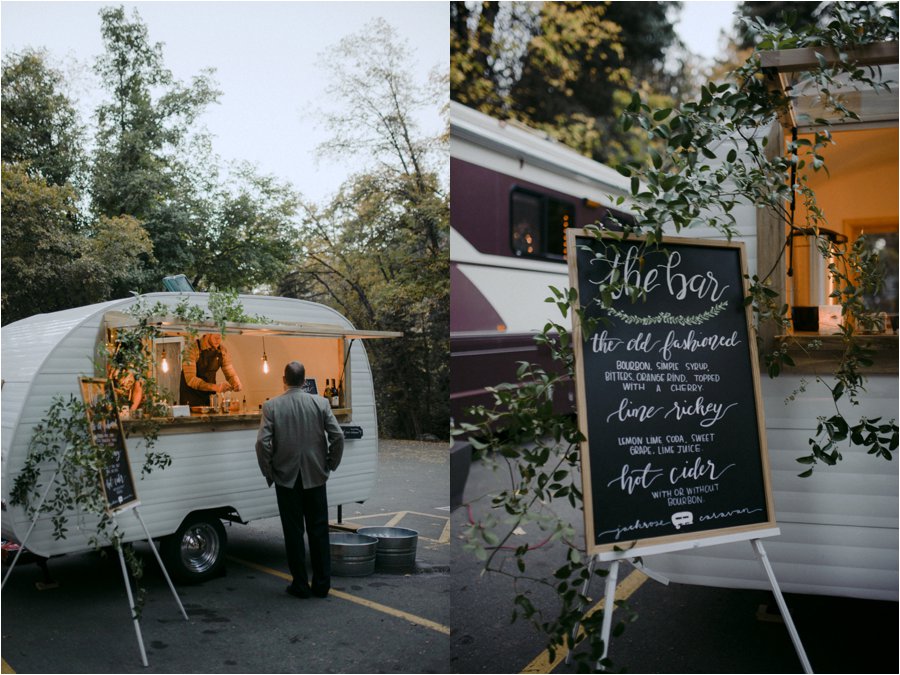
[2, 293, 379, 559]
[649, 373, 898, 600]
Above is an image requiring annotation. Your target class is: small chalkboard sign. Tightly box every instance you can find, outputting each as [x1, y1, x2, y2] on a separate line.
[79, 377, 139, 514]
[302, 378, 318, 396]
[340, 425, 363, 440]
[567, 230, 776, 556]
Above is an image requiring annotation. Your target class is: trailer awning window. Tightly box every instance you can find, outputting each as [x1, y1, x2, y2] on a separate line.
[103, 312, 402, 340]
[760, 41, 898, 133]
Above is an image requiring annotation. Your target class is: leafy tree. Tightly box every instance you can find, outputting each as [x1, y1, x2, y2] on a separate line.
[1, 49, 84, 188]
[450, 1, 538, 116]
[737, 1, 824, 48]
[195, 165, 299, 292]
[91, 5, 221, 287]
[280, 18, 449, 439]
[1, 163, 154, 324]
[1, 162, 80, 322]
[451, 1, 693, 165]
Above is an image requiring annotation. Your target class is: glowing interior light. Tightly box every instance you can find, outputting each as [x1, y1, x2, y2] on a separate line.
[161, 356, 169, 373]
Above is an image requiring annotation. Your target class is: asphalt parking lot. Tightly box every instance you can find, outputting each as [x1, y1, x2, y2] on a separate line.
[1, 440, 449, 674]
[450, 450, 898, 674]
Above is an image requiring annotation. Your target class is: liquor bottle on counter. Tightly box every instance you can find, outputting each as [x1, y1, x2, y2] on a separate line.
[324, 379, 333, 403]
[330, 380, 340, 408]
[337, 379, 344, 408]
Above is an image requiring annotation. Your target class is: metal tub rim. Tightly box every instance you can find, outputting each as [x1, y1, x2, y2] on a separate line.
[357, 526, 418, 573]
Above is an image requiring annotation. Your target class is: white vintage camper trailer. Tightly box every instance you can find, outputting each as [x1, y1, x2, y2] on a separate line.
[1, 293, 398, 582]
[451, 95, 898, 600]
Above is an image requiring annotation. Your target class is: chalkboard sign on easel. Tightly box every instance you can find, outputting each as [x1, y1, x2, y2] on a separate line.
[567, 230, 777, 556]
[79, 377, 139, 513]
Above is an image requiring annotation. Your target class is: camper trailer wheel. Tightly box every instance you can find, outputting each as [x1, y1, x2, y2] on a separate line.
[162, 513, 227, 583]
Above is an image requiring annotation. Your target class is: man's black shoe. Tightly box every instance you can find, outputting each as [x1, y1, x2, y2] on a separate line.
[312, 587, 329, 598]
[286, 584, 311, 599]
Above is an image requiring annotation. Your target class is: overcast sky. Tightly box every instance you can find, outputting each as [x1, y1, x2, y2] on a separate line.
[1, 1, 449, 204]
[677, 0, 739, 60]
[1, 1, 737, 203]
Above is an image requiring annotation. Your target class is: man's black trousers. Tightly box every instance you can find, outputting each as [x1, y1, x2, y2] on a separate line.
[275, 477, 330, 595]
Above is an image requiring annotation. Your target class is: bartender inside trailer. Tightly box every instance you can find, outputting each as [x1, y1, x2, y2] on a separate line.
[180, 333, 243, 406]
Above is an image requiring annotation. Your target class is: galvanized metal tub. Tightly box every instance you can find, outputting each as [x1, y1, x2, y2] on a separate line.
[330, 532, 377, 577]
[357, 526, 418, 573]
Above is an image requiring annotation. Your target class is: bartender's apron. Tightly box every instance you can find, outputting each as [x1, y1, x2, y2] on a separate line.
[180, 342, 222, 406]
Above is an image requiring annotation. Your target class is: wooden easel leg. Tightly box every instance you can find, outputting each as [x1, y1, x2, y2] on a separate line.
[751, 539, 813, 674]
[117, 544, 149, 667]
[132, 507, 188, 621]
[596, 559, 620, 671]
[565, 554, 598, 665]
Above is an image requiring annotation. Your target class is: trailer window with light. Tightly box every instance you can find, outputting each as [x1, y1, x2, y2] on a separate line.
[103, 312, 400, 433]
[757, 41, 898, 371]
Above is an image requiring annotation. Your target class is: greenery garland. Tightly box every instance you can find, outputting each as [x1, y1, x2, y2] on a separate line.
[605, 301, 729, 326]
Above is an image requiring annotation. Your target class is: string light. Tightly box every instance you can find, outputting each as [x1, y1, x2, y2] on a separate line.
[262, 336, 269, 374]
[161, 355, 170, 373]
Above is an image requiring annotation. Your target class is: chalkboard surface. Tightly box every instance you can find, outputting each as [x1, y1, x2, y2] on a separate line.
[567, 231, 775, 555]
[80, 378, 139, 513]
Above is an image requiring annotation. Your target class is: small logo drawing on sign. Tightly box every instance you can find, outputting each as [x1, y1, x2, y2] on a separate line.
[671, 511, 693, 530]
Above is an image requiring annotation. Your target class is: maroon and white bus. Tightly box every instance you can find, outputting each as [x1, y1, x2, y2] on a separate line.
[450, 102, 632, 425]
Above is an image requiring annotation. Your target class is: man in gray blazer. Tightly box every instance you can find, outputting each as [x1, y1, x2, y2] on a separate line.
[256, 361, 344, 598]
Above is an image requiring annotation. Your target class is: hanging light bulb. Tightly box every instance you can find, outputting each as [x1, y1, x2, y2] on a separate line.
[262, 336, 269, 374]
[161, 355, 170, 373]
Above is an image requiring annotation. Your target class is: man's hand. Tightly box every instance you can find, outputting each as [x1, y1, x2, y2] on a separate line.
[214, 382, 232, 393]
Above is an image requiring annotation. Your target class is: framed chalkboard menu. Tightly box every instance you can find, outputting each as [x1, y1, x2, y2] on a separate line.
[567, 230, 776, 556]
[79, 377, 140, 514]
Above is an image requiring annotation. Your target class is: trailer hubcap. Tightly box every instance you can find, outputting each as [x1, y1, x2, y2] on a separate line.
[180, 522, 221, 573]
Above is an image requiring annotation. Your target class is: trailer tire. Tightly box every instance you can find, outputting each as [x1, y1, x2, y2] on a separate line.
[161, 513, 227, 584]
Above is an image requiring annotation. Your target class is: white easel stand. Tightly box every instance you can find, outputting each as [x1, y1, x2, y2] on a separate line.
[115, 505, 189, 667]
[3, 499, 189, 668]
[566, 533, 813, 674]
[1, 470, 61, 591]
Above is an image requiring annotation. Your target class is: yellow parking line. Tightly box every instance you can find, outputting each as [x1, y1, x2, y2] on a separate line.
[436, 519, 451, 545]
[2, 658, 15, 673]
[520, 568, 649, 673]
[328, 589, 450, 634]
[340, 510, 451, 544]
[228, 556, 450, 635]
[385, 511, 407, 527]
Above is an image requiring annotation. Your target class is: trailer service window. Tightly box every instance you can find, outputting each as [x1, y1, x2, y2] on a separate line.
[102, 310, 399, 433]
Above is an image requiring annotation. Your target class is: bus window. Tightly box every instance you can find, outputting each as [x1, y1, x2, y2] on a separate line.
[511, 190, 542, 256]
[510, 187, 574, 260]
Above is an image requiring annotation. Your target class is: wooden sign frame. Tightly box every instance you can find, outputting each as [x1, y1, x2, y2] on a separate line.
[566, 229, 777, 557]
[79, 377, 140, 514]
